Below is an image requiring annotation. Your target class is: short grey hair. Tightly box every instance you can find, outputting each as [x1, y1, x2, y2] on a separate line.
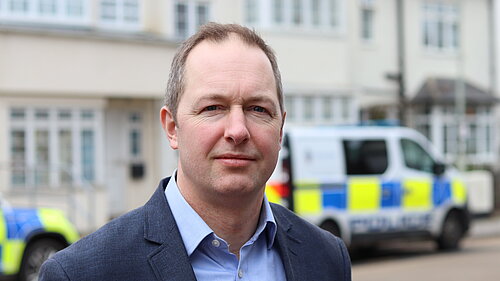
[165, 22, 284, 121]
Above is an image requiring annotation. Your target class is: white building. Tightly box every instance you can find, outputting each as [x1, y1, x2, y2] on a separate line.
[0, 0, 496, 231]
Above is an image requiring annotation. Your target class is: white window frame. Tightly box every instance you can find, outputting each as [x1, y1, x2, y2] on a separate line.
[98, 0, 143, 31]
[422, 1, 460, 53]
[173, 0, 211, 40]
[8, 105, 104, 189]
[247, 0, 346, 35]
[360, 0, 375, 42]
[0, 0, 91, 26]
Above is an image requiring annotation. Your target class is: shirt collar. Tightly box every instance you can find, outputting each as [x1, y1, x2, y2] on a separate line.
[164, 170, 278, 255]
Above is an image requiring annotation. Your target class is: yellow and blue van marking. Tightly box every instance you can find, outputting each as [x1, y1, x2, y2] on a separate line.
[0, 208, 55, 274]
[286, 177, 465, 215]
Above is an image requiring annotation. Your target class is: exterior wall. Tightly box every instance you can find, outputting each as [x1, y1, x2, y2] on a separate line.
[0, 30, 175, 97]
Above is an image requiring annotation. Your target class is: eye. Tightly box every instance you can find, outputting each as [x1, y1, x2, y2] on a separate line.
[204, 105, 219, 111]
[251, 106, 267, 113]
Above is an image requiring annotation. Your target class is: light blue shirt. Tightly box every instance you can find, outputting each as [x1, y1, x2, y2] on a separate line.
[165, 171, 287, 281]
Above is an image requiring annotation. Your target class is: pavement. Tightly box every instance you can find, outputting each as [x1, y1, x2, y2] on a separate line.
[469, 212, 500, 238]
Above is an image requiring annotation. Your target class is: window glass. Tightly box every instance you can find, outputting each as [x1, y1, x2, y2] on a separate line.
[59, 130, 73, 184]
[35, 108, 49, 120]
[101, 0, 117, 20]
[35, 130, 50, 186]
[175, 3, 188, 38]
[39, 0, 57, 15]
[401, 139, 434, 173]
[344, 140, 388, 175]
[11, 130, 26, 186]
[124, 0, 139, 22]
[329, 0, 339, 27]
[130, 129, 141, 157]
[58, 109, 72, 120]
[81, 130, 95, 181]
[322, 96, 333, 120]
[360, 0, 374, 40]
[292, 0, 302, 25]
[303, 96, 314, 121]
[284, 96, 296, 122]
[67, 0, 84, 17]
[311, 0, 321, 26]
[10, 108, 25, 120]
[196, 3, 209, 28]
[422, 2, 459, 50]
[81, 109, 94, 120]
[273, 0, 284, 23]
[9, 0, 28, 12]
[245, 0, 258, 24]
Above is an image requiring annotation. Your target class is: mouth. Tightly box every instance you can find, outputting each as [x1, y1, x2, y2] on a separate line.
[214, 154, 256, 167]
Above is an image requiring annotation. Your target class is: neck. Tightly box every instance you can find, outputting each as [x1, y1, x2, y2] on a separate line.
[177, 181, 264, 257]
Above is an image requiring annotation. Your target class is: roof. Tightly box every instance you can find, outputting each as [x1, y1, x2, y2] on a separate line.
[411, 77, 498, 106]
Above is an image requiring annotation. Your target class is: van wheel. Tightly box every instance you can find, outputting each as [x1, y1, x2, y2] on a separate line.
[320, 220, 341, 237]
[437, 212, 463, 251]
[19, 238, 66, 281]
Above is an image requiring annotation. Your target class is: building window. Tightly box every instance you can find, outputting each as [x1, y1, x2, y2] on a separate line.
[1, 0, 88, 24]
[8, 107, 101, 188]
[273, 0, 284, 24]
[360, 0, 374, 41]
[303, 96, 314, 121]
[174, 1, 210, 39]
[322, 96, 333, 120]
[245, 0, 258, 24]
[292, 0, 302, 25]
[246, 0, 344, 33]
[422, 2, 459, 51]
[284, 96, 296, 122]
[99, 0, 140, 28]
[129, 112, 142, 159]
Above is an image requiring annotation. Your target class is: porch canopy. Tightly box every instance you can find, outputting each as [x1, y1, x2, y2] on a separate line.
[411, 77, 499, 105]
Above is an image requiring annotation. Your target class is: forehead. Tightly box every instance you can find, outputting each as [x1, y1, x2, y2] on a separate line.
[181, 35, 278, 101]
[185, 35, 273, 79]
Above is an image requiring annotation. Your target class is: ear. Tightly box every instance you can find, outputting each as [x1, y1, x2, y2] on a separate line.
[160, 106, 179, 150]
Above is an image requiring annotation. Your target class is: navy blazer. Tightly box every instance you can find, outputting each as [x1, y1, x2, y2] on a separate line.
[40, 177, 351, 281]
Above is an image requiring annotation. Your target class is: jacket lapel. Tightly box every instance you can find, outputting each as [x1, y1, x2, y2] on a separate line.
[144, 178, 197, 281]
[272, 204, 305, 281]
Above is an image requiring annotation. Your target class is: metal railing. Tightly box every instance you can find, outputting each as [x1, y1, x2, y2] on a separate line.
[0, 162, 98, 232]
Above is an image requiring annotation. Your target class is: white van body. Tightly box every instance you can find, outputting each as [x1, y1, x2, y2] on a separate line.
[266, 126, 470, 250]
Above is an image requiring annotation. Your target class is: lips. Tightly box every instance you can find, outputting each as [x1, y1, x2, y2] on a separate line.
[214, 153, 256, 167]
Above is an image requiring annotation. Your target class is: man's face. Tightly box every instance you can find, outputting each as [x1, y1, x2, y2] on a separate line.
[162, 36, 284, 203]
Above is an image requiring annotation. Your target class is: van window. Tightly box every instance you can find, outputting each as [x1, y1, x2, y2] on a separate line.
[401, 139, 434, 173]
[343, 140, 388, 175]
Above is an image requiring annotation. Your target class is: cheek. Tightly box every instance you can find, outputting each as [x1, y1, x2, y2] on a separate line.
[178, 123, 221, 153]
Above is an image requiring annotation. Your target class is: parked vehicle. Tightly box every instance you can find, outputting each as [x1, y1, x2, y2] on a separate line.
[266, 125, 470, 250]
[0, 196, 79, 281]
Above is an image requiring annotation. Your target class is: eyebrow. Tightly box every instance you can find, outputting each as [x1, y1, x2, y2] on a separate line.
[194, 93, 279, 110]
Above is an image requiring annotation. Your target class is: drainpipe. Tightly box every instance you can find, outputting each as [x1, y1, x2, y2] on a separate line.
[396, 0, 407, 126]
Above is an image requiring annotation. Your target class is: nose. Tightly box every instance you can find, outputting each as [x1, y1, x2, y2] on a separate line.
[224, 108, 250, 145]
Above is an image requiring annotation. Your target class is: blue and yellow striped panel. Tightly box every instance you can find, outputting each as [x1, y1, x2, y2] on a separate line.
[0, 208, 44, 275]
[292, 177, 457, 215]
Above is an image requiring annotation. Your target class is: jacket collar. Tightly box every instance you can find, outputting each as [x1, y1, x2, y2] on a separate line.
[142, 177, 303, 281]
[271, 203, 303, 281]
[144, 177, 197, 281]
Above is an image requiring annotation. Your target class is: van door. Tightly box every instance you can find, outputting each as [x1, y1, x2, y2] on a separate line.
[399, 138, 445, 230]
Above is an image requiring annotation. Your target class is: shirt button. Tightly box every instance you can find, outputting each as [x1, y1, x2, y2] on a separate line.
[211, 239, 220, 247]
[238, 269, 243, 278]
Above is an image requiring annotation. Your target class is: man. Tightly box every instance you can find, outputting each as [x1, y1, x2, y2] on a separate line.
[40, 23, 351, 281]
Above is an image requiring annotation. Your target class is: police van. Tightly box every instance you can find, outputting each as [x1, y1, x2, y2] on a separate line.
[0, 196, 79, 281]
[266, 125, 470, 250]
